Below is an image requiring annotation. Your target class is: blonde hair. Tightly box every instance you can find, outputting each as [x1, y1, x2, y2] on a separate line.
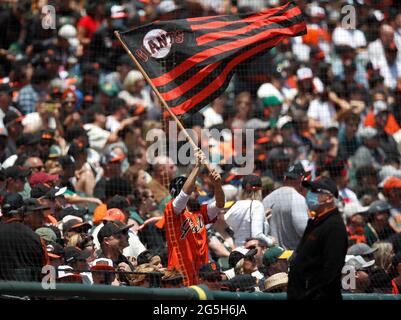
[66, 234, 83, 248]
[372, 241, 394, 272]
[239, 189, 262, 201]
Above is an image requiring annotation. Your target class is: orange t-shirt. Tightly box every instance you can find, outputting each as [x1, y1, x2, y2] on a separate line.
[164, 200, 214, 286]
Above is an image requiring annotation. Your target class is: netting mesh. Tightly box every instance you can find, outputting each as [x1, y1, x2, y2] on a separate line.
[0, 0, 401, 299]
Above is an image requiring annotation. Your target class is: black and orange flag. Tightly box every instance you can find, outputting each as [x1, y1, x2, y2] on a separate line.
[119, 2, 306, 116]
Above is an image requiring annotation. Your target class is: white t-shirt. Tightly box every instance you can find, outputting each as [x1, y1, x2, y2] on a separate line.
[307, 99, 336, 128]
[224, 199, 272, 247]
[83, 123, 111, 153]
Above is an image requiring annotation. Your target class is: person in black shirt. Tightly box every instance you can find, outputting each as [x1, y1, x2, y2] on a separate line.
[288, 176, 348, 300]
[0, 193, 46, 282]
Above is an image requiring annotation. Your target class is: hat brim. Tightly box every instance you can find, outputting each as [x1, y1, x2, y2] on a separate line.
[362, 247, 378, 256]
[284, 172, 302, 179]
[25, 204, 51, 212]
[90, 265, 115, 271]
[70, 222, 91, 232]
[301, 179, 338, 198]
[48, 253, 62, 259]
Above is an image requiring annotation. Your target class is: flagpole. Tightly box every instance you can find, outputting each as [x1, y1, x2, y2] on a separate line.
[114, 31, 212, 172]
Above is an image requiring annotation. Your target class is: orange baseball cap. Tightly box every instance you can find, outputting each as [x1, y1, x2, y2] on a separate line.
[103, 208, 125, 223]
[383, 176, 401, 190]
[93, 204, 107, 225]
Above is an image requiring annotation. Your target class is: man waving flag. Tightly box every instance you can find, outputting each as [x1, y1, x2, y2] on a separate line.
[119, 2, 306, 116]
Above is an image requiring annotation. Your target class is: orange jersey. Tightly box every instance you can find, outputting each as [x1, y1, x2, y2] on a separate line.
[164, 200, 214, 286]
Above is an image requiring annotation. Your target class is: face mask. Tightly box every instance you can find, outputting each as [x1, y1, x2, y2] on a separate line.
[306, 191, 322, 212]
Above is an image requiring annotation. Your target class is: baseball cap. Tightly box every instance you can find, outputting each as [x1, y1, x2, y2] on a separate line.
[220, 274, 257, 292]
[36, 227, 57, 243]
[23, 198, 50, 214]
[97, 221, 133, 244]
[103, 208, 126, 223]
[64, 247, 91, 264]
[277, 116, 293, 130]
[199, 262, 221, 281]
[284, 163, 305, 179]
[347, 243, 378, 256]
[242, 175, 262, 191]
[157, 0, 181, 14]
[28, 172, 59, 187]
[4, 166, 31, 180]
[263, 246, 285, 266]
[58, 155, 75, 168]
[46, 243, 64, 259]
[109, 5, 128, 19]
[228, 247, 257, 268]
[345, 255, 375, 270]
[2, 192, 24, 215]
[343, 202, 369, 220]
[383, 176, 401, 191]
[30, 184, 51, 199]
[169, 176, 187, 197]
[302, 175, 339, 198]
[90, 258, 115, 271]
[262, 95, 282, 107]
[57, 265, 83, 282]
[263, 272, 288, 292]
[63, 218, 91, 233]
[59, 206, 87, 220]
[100, 150, 125, 166]
[45, 186, 68, 200]
[297, 67, 313, 80]
[368, 200, 392, 215]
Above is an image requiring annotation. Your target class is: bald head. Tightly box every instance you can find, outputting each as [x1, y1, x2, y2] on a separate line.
[24, 157, 44, 173]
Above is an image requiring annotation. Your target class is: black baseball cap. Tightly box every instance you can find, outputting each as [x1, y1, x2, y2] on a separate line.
[2, 192, 24, 215]
[59, 206, 87, 220]
[220, 274, 257, 292]
[63, 218, 91, 233]
[4, 166, 31, 180]
[23, 198, 50, 214]
[169, 176, 187, 197]
[199, 262, 221, 281]
[284, 163, 306, 179]
[64, 246, 91, 264]
[58, 155, 75, 168]
[97, 221, 133, 244]
[302, 176, 339, 198]
[242, 175, 262, 190]
[30, 184, 51, 198]
[68, 142, 88, 159]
